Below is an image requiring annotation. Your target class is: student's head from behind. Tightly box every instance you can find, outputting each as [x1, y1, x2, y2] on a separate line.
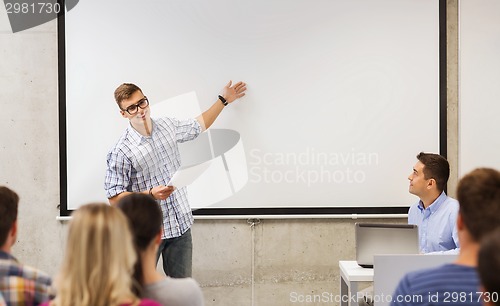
[457, 168, 500, 242]
[0, 186, 19, 250]
[53, 203, 138, 306]
[408, 152, 450, 196]
[117, 193, 162, 286]
[117, 193, 162, 251]
[478, 228, 500, 306]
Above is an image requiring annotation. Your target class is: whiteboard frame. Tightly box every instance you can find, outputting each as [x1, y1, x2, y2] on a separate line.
[57, 0, 447, 217]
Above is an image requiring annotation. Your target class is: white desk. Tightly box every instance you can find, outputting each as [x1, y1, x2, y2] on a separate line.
[339, 261, 373, 306]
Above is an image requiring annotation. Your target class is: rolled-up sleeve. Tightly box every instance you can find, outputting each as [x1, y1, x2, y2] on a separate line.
[173, 118, 201, 143]
[104, 149, 132, 198]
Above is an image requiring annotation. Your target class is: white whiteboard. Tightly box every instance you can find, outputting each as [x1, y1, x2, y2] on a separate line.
[61, 0, 441, 213]
[459, 0, 500, 176]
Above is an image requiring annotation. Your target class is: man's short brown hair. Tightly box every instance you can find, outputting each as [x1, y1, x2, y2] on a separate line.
[457, 168, 500, 242]
[114, 83, 143, 107]
[0, 186, 19, 246]
[478, 228, 500, 306]
[416, 152, 450, 192]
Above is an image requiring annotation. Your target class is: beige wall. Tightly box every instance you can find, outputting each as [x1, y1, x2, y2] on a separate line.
[446, 0, 459, 198]
[0, 1, 459, 305]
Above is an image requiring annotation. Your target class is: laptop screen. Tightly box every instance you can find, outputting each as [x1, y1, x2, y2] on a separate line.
[355, 223, 419, 268]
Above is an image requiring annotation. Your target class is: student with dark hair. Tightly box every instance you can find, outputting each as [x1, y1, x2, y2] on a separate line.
[118, 193, 204, 306]
[0, 186, 52, 306]
[407, 152, 459, 253]
[391, 168, 500, 306]
[478, 228, 500, 306]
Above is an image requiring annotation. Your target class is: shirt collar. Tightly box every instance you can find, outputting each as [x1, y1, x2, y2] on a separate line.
[126, 119, 155, 145]
[417, 191, 447, 213]
[0, 250, 16, 261]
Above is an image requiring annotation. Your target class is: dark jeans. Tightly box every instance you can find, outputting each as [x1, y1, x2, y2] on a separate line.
[156, 229, 192, 278]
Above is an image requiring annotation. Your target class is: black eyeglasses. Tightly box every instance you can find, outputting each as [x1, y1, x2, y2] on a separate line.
[121, 97, 149, 115]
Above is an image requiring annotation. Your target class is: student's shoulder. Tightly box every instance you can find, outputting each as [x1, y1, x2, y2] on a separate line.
[107, 130, 136, 155]
[407, 200, 421, 215]
[405, 264, 472, 288]
[3, 260, 52, 286]
[154, 116, 195, 127]
[145, 277, 203, 306]
[172, 277, 204, 304]
[152, 276, 202, 293]
[154, 116, 175, 124]
[172, 276, 202, 290]
[20, 264, 52, 285]
[443, 196, 459, 215]
[444, 195, 459, 205]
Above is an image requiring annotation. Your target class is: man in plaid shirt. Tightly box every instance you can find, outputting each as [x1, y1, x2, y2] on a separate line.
[105, 81, 246, 278]
[0, 186, 52, 306]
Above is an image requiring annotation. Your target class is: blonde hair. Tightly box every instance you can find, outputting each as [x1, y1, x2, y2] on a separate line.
[51, 203, 139, 306]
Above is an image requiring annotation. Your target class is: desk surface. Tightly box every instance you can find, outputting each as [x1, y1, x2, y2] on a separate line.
[339, 260, 373, 282]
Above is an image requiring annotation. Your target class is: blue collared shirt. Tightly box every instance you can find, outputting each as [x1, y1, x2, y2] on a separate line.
[408, 192, 460, 254]
[105, 117, 201, 239]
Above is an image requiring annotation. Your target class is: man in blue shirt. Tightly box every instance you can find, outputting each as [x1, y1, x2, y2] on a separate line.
[407, 152, 459, 254]
[391, 168, 500, 306]
[360, 153, 461, 306]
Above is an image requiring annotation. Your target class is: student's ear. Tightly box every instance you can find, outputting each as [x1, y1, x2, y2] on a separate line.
[456, 211, 464, 231]
[427, 178, 436, 189]
[120, 110, 128, 118]
[155, 230, 162, 245]
[479, 286, 495, 306]
[485, 300, 495, 306]
[10, 220, 18, 246]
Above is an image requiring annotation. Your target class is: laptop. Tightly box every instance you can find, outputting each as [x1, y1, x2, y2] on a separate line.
[355, 223, 419, 268]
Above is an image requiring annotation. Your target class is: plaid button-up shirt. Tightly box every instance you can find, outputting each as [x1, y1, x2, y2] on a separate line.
[105, 117, 201, 239]
[0, 251, 52, 306]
